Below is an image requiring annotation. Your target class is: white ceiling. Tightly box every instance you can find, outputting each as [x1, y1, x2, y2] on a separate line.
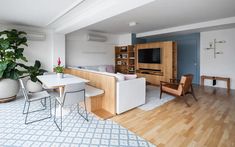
[84, 0, 235, 34]
[0, 0, 234, 36]
[0, 0, 83, 27]
[49, 0, 155, 34]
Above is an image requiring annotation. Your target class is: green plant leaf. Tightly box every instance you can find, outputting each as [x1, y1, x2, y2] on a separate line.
[30, 75, 37, 82]
[34, 60, 41, 69]
[18, 31, 27, 35]
[39, 69, 47, 73]
[0, 39, 10, 49]
[20, 56, 28, 62]
[17, 63, 28, 69]
[26, 60, 47, 82]
[9, 69, 22, 80]
[0, 29, 28, 80]
[0, 61, 8, 78]
[55, 66, 64, 73]
[7, 62, 17, 70]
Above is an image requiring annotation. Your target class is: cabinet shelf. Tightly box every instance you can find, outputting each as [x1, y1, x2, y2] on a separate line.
[116, 58, 128, 60]
[115, 45, 136, 74]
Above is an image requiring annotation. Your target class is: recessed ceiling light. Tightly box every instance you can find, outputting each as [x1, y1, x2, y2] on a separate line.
[129, 21, 137, 27]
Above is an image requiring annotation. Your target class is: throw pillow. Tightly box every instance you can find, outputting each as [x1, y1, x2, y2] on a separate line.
[124, 74, 137, 80]
[98, 66, 107, 72]
[116, 72, 125, 81]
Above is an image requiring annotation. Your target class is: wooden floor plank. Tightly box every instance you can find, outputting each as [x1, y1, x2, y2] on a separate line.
[112, 85, 235, 147]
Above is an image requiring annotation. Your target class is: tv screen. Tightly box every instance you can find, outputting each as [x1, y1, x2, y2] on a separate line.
[138, 48, 161, 64]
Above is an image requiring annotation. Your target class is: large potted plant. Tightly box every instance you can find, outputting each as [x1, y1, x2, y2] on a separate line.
[0, 29, 28, 102]
[25, 60, 47, 93]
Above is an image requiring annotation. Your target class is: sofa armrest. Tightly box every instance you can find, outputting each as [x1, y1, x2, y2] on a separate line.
[116, 78, 146, 114]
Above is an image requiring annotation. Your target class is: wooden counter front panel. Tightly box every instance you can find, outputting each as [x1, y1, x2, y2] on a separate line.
[64, 68, 116, 115]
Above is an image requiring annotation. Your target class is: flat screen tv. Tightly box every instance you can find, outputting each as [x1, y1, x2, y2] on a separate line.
[138, 48, 161, 64]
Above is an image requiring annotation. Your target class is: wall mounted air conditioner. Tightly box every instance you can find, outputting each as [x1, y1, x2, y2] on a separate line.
[87, 33, 107, 42]
[27, 32, 46, 41]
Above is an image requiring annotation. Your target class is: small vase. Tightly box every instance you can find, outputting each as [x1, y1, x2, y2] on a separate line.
[57, 73, 64, 79]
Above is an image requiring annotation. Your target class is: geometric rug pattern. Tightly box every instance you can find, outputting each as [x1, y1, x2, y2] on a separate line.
[0, 95, 156, 147]
[139, 85, 175, 111]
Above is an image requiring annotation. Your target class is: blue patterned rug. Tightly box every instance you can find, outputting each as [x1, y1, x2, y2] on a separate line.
[0, 95, 155, 147]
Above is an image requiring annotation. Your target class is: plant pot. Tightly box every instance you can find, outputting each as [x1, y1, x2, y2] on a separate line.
[26, 80, 43, 93]
[0, 79, 20, 102]
[57, 73, 64, 79]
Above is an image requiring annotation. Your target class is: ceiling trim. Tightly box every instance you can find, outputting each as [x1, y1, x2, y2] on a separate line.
[52, 0, 155, 34]
[137, 16, 235, 37]
[45, 0, 86, 27]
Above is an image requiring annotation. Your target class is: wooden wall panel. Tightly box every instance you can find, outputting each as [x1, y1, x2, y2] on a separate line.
[64, 68, 116, 116]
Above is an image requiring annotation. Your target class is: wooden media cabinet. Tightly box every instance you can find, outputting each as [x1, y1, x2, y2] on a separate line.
[136, 41, 177, 85]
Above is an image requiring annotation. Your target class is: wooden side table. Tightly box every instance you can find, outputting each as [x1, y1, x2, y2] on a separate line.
[201, 75, 230, 92]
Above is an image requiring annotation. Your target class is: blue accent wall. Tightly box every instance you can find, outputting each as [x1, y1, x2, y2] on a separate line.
[131, 33, 147, 45]
[133, 33, 200, 84]
[131, 33, 137, 45]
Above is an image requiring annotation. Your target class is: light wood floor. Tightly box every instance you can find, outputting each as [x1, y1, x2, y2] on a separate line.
[112, 86, 235, 147]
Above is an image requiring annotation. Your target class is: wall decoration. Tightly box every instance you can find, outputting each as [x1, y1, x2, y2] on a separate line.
[205, 39, 226, 58]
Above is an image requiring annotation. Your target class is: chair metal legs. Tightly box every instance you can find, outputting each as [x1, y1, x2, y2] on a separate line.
[54, 90, 89, 131]
[23, 97, 52, 124]
[23, 98, 47, 114]
[40, 98, 46, 107]
[23, 101, 27, 114]
[54, 99, 63, 131]
[77, 90, 89, 122]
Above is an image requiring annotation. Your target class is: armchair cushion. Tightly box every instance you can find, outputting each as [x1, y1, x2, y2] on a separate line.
[160, 74, 197, 107]
[162, 84, 181, 96]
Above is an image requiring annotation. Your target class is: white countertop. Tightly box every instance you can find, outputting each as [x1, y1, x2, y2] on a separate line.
[37, 74, 89, 87]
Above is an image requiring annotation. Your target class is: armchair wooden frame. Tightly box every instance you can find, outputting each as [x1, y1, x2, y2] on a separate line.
[160, 74, 198, 107]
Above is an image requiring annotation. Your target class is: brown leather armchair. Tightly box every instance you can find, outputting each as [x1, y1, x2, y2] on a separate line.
[160, 74, 197, 107]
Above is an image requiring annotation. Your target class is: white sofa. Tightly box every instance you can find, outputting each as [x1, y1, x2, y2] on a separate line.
[68, 67, 146, 114]
[116, 77, 146, 114]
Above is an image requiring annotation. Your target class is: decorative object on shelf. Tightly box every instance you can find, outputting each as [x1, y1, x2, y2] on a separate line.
[205, 39, 226, 58]
[55, 57, 64, 79]
[120, 46, 127, 52]
[116, 54, 121, 58]
[0, 29, 28, 102]
[115, 45, 136, 74]
[25, 60, 47, 93]
[117, 61, 122, 65]
[121, 54, 128, 59]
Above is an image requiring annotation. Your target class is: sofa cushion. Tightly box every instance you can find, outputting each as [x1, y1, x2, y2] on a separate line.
[124, 74, 137, 80]
[106, 65, 115, 73]
[116, 73, 125, 81]
[98, 66, 107, 72]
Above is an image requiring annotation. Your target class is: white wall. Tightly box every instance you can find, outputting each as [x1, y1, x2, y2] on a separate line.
[200, 28, 235, 89]
[117, 33, 132, 46]
[0, 24, 65, 71]
[66, 31, 132, 67]
[52, 33, 66, 67]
